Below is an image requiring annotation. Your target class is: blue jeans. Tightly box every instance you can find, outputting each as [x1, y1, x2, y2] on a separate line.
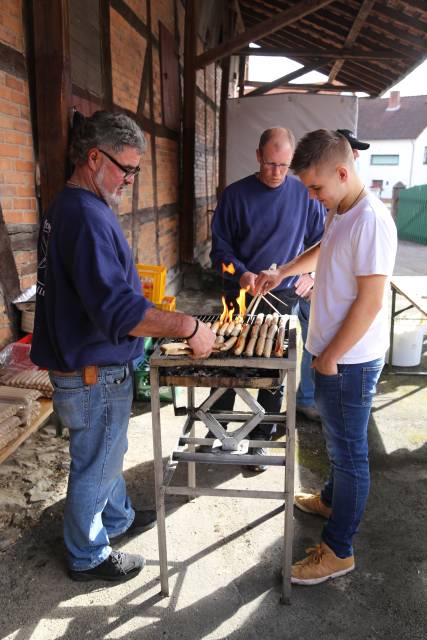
[296, 296, 315, 408]
[314, 358, 384, 558]
[50, 365, 135, 571]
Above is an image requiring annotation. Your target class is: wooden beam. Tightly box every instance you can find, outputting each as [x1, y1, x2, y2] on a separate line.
[181, 0, 197, 262]
[236, 46, 404, 60]
[233, 0, 245, 33]
[218, 57, 230, 195]
[196, 0, 336, 68]
[247, 62, 328, 97]
[328, 0, 377, 83]
[245, 80, 359, 93]
[32, 0, 72, 210]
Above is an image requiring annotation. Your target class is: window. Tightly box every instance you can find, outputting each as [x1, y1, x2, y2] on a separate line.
[370, 154, 399, 165]
[423, 147, 427, 164]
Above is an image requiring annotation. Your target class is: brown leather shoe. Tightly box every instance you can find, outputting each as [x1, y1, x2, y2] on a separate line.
[292, 542, 355, 585]
[294, 492, 332, 519]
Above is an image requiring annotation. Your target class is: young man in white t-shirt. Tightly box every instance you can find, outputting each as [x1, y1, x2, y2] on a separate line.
[255, 129, 397, 586]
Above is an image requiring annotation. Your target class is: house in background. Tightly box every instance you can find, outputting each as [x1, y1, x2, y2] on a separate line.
[357, 91, 427, 202]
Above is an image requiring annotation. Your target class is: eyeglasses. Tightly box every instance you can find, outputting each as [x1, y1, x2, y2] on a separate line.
[99, 149, 140, 179]
[261, 159, 290, 171]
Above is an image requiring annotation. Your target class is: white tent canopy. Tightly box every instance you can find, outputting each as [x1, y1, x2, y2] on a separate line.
[226, 93, 358, 185]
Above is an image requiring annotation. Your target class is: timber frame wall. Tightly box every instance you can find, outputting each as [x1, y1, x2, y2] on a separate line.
[0, 0, 222, 348]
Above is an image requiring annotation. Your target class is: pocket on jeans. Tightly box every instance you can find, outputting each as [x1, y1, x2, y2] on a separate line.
[361, 365, 383, 406]
[52, 386, 90, 431]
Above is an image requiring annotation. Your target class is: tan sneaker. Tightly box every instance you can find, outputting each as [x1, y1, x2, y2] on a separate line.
[294, 492, 332, 519]
[292, 542, 355, 585]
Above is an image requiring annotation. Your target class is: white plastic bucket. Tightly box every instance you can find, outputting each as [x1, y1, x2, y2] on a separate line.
[386, 319, 425, 367]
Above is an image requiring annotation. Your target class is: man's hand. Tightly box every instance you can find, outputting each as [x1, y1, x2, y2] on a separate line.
[239, 271, 257, 295]
[311, 352, 338, 375]
[188, 321, 216, 359]
[254, 268, 284, 294]
[295, 273, 314, 300]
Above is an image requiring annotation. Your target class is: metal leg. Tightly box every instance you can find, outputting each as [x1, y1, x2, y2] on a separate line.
[150, 365, 169, 596]
[187, 387, 196, 493]
[282, 369, 296, 604]
[388, 287, 396, 369]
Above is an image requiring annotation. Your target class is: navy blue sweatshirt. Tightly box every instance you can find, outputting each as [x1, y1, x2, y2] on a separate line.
[210, 174, 325, 290]
[30, 187, 152, 371]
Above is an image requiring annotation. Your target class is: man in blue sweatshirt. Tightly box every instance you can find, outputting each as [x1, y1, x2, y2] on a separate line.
[31, 111, 215, 584]
[210, 127, 325, 468]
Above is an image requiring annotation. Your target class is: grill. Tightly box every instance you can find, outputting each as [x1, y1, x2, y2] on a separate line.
[155, 313, 294, 389]
[149, 313, 297, 603]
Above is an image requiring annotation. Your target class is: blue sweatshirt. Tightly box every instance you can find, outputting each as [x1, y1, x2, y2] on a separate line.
[210, 174, 325, 290]
[30, 187, 152, 371]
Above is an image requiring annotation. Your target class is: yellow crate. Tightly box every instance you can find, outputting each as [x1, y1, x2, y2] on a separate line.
[136, 264, 166, 303]
[154, 295, 176, 312]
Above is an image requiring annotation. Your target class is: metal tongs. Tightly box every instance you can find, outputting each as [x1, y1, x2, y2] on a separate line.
[246, 264, 289, 316]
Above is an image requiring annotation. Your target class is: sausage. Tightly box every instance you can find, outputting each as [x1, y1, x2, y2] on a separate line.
[274, 326, 286, 357]
[225, 321, 236, 336]
[215, 335, 225, 346]
[255, 335, 266, 356]
[231, 322, 243, 337]
[219, 335, 238, 351]
[255, 313, 265, 325]
[245, 323, 261, 357]
[219, 322, 229, 336]
[234, 323, 251, 355]
[211, 320, 221, 334]
[264, 314, 273, 326]
[263, 338, 274, 358]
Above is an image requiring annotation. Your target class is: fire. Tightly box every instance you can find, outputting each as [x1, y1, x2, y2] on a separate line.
[219, 295, 228, 323]
[236, 288, 247, 317]
[222, 262, 236, 275]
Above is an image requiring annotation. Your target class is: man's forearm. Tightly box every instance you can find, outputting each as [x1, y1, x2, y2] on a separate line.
[129, 307, 196, 338]
[278, 243, 321, 278]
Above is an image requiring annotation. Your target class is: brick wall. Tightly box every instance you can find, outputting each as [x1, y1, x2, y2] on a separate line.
[0, 0, 38, 347]
[0, 0, 221, 347]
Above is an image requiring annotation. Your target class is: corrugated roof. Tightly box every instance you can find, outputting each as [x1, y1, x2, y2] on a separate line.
[358, 94, 427, 139]
[236, 0, 427, 97]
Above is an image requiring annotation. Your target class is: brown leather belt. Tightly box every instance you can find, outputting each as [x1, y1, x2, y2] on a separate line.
[51, 365, 99, 385]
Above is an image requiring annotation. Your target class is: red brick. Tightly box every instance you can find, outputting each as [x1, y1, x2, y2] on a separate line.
[5, 75, 24, 92]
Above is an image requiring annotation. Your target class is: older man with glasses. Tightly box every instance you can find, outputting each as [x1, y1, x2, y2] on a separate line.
[31, 110, 215, 584]
[210, 127, 325, 469]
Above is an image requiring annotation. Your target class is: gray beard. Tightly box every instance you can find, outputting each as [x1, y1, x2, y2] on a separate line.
[94, 167, 122, 208]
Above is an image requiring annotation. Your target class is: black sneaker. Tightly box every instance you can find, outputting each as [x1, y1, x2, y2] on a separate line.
[246, 447, 268, 472]
[111, 510, 157, 542]
[69, 550, 145, 583]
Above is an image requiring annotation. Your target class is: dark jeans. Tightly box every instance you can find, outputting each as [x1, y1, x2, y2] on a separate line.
[211, 288, 299, 439]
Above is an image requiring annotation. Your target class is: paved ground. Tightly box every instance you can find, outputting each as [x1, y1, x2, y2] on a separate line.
[0, 242, 426, 639]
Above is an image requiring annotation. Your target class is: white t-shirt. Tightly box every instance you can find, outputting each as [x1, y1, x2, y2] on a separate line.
[306, 192, 397, 364]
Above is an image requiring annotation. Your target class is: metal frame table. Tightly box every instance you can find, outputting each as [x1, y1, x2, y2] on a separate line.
[149, 319, 297, 604]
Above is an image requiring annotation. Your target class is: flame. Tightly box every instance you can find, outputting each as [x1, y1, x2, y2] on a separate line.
[236, 288, 247, 317]
[227, 303, 235, 323]
[222, 262, 236, 275]
[219, 295, 228, 323]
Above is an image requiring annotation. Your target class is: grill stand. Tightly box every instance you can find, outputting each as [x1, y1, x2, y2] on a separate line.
[149, 320, 297, 604]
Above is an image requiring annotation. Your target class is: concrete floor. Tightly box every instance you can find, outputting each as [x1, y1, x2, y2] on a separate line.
[0, 241, 426, 639]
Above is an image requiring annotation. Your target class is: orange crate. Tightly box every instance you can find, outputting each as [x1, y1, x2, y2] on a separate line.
[136, 264, 167, 303]
[154, 295, 176, 312]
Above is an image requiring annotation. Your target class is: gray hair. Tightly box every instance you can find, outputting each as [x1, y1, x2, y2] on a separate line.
[69, 110, 146, 165]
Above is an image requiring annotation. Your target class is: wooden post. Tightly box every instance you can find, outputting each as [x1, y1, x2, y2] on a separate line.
[218, 57, 230, 196]
[32, 0, 72, 211]
[181, 0, 197, 263]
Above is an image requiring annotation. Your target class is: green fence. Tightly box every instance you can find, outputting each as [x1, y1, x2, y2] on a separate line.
[397, 184, 427, 245]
